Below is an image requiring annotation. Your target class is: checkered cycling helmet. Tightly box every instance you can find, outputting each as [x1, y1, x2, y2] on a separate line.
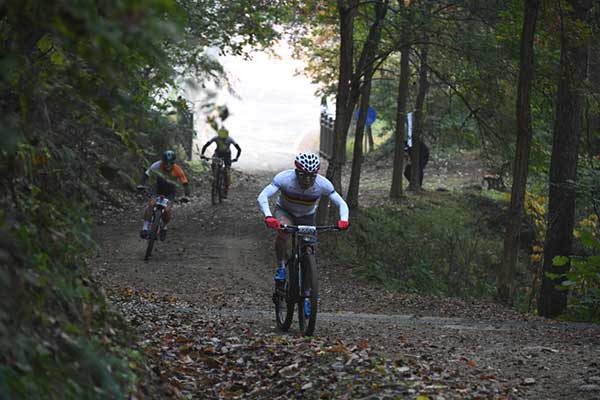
[294, 152, 320, 174]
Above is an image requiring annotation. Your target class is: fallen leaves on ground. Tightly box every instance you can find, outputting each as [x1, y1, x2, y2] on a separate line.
[109, 287, 524, 399]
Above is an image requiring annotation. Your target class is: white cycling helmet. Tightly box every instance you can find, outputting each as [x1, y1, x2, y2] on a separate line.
[295, 152, 321, 174]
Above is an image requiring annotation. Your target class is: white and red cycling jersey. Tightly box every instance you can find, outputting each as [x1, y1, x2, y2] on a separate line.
[257, 169, 349, 220]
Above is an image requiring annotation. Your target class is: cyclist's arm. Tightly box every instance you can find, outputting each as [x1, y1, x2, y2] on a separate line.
[233, 142, 241, 160]
[329, 191, 350, 221]
[139, 161, 160, 185]
[140, 171, 149, 186]
[200, 138, 216, 156]
[257, 183, 279, 217]
[172, 164, 190, 194]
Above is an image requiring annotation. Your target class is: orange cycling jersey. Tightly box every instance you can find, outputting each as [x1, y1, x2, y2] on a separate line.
[161, 162, 188, 184]
[145, 161, 188, 196]
[145, 161, 188, 184]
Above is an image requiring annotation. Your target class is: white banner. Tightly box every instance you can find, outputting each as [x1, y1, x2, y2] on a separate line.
[407, 112, 413, 146]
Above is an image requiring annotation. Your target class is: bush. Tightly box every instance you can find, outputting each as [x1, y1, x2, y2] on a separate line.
[339, 193, 503, 298]
[0, 146, 140, 399]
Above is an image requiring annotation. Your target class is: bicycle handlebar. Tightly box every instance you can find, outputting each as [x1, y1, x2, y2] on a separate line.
[279, 224, 341, 234]
[201, 156, 238, 162]
[136, 185, 189, 203]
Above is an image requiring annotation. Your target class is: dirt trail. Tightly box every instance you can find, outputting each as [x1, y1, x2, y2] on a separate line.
[91, 167, 600, 399]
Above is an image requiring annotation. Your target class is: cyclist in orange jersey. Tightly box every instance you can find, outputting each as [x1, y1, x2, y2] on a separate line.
[137, 150, 190, 241]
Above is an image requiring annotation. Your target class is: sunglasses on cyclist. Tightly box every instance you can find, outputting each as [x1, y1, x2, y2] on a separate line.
[296, 170, 316, 180]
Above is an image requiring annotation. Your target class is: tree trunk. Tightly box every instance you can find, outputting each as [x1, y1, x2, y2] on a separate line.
[497, 0, 539, 305]
[587, 43, 600, 156]
[409, 38, 429, 192]
[538, 0, 591, 318]
[319, 0, 388, 223]
[389, 43, 410, 199]
[367, 125, 374, 152]
[347, 66, 374, 210]
[317, 0, 357, 224]
[345, 0, 387, 210]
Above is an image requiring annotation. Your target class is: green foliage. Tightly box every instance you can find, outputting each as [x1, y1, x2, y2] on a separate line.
[0, 1, 299, 396]
[0, 144, 141, 399]
[339, 193, 502, 298]
[551, 215, 600, 322]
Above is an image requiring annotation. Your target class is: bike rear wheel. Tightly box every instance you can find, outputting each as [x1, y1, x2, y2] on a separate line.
[144, 210, 161, 261]
[274, 262, 295, 331]
[297, 254, 319, 336]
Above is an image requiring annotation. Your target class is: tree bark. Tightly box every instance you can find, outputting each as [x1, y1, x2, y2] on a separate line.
[347, 66, 374, 210]
[346, 0, 387, 210]
[497, 0, 540, 305]
[317, 0, 357, 224]
[389, 39, 410, 198]
[319, 0, 388, 222]
[409, 37, 429, 192]
[367, 125, 374, 152]
[538, 0, 592, 318]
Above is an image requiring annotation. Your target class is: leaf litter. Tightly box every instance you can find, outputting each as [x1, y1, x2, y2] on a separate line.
[109, 287, 531, 399]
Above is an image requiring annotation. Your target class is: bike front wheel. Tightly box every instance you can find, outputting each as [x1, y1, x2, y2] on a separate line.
[218, 168, 225, 203]
[297, 254, 319, 336]
[211, 167, 219, 205]
[144, 210, 161, 261]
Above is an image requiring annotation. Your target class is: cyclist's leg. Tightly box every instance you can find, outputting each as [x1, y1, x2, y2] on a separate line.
[221, 152, 232, 195]
[163, 201, 174, 225]
[274, 206, 294, 263]
[143, 198, 156, 221]
[141, 197, 156, 238]
[273, 206, 295, 283]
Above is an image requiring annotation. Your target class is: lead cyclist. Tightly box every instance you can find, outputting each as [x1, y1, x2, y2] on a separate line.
[257, 152, 350, 286]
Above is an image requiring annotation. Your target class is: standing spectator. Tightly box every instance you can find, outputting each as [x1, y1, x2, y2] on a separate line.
[404, 140, 429, 188]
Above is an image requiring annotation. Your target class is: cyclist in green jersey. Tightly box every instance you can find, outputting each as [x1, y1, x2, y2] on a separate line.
[200, 128, 241, 198]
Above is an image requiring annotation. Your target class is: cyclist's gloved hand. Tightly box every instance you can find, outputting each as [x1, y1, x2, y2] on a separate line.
[233, 157, 239, 162]
[265, 216, 281, 229]
[337, 220, 350, 230]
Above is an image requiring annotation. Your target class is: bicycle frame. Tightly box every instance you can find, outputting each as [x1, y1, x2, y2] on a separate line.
[138, 186, 170, 260]
[274, 224, 340, 336]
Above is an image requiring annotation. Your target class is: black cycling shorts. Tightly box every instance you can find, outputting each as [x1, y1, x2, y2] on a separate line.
[214, 151, 232, 167]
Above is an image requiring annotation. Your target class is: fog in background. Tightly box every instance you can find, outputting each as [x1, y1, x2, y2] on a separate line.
[188, 42, 322, 172]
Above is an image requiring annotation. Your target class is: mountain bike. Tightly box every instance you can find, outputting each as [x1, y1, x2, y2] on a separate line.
[137, 186, 170, 261]
[203, 156, 236, 205]
[272, 224, 341, 336]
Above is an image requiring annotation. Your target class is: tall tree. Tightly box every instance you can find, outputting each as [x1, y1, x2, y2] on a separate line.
[539, 0, 592, 318]
[497, 0, 540, 304]
[389, 1, 412, 199]
[316, 0, 357, 224]
[318, 0, 388, 222]
[346, 0, 389, 209]
[347, 65, 374, 210]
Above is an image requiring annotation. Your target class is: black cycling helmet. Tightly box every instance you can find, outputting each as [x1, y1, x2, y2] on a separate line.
[218, 105, 229, 121]
[162, 150, 176, 164]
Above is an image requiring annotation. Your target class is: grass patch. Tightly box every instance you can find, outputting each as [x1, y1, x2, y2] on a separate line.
[339, 191, 511, 298]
